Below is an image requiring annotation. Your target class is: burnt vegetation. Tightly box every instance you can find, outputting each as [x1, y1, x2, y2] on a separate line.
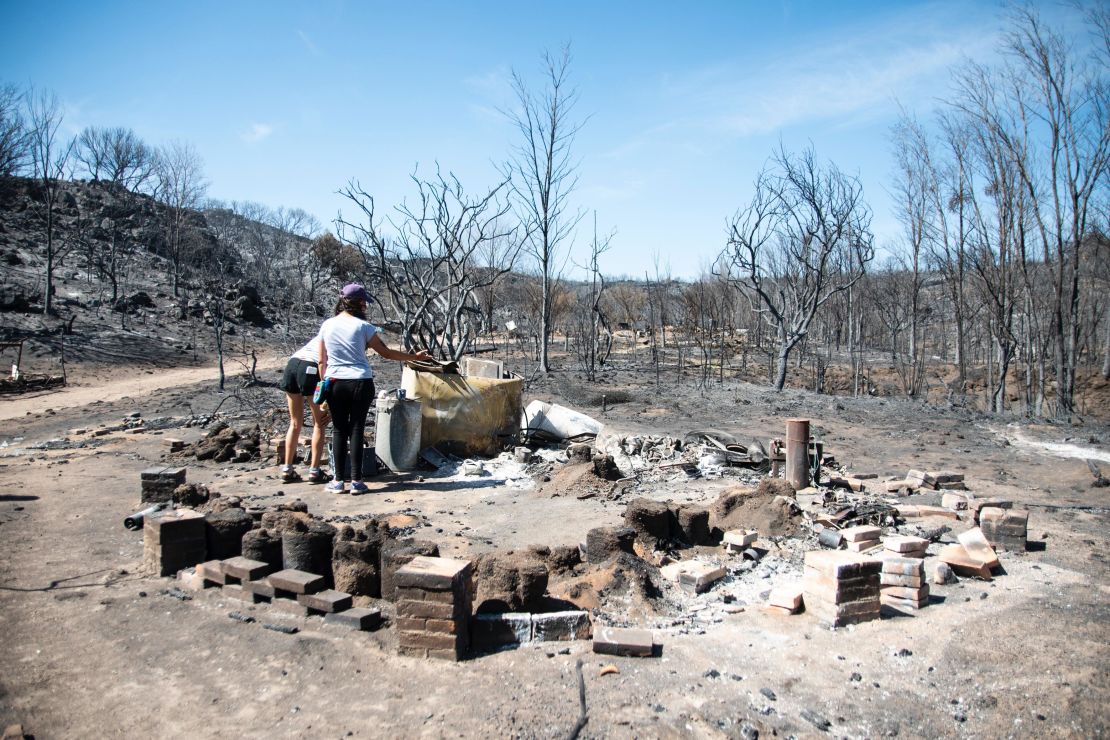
[0, 7, 1108, 419]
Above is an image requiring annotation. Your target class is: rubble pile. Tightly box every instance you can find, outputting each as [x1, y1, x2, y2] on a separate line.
[176, 422, 264, 464]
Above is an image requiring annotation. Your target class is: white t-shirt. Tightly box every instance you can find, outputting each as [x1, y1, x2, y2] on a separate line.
[319, 314, 380, 380]
[291, 334, 321, 363]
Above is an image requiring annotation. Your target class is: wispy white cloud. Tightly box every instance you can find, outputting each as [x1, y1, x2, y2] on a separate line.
[297, 30, 320, 57]
[464, 67, 512, 98]
[610, 2, 1002, 157]
[241, 123, 274, 143]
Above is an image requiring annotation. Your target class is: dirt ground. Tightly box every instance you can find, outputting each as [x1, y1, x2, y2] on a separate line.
[1, 357, 1108, 739]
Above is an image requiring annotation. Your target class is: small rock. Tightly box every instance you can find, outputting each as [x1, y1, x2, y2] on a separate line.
[738, 721, 759, 739]
[933, 562, 956, 585]
[703, 669, 721, 679]
[801, 709, 831, 732]
[160, 587, 192, 601]
[895, 648, 913, 658]
[262, 623, 298, 634]
[979, 592, 988, 600]
[760, 687, 777, 701]
[850, 672, 862, 682]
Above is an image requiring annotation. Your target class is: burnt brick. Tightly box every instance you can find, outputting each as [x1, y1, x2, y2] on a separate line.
[394, 556, 472, 591]
[325, 607, 382, 631]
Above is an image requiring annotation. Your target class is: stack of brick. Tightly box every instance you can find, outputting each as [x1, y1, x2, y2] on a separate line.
[144, 509, 206, 576]
[841, 525, 881, 553]
[268, 568, 324, 617]
[802, 551, 881, 627]
[395, 556, 474, 661]
[879, 556, 928, 610]
[882, 535, 928, 559]
[219, 556, 272, 603]
[980, 508, 1028, 551]
[140, 467, 187, 503]
[969, 498, 1012, 523]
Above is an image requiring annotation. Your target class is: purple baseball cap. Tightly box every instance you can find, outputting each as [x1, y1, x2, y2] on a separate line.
[341, 283, 369, 301]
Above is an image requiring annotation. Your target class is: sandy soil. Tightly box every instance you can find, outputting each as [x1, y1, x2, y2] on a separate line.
[1, 359, 1108, 738]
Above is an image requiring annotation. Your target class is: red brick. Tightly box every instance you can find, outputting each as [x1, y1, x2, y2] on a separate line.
[398, 630, 464, 651]
[803, 551, 882, 578]
[880, 584, 929, 600]
[396, 617, 427, 632]
[397, 599, 463, 620]
[425, 618, 461, 635]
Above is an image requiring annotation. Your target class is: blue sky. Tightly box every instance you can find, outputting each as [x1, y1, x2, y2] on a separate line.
[0, 1, 1082, 279]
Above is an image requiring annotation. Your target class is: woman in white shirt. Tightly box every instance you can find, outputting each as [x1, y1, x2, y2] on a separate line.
[278, 333, 330, 483]
[318, 283, 429, 494]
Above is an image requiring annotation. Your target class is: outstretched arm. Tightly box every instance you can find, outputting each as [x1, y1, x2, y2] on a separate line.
[368, 333, 431, 363]
[318, 337, 328, 378]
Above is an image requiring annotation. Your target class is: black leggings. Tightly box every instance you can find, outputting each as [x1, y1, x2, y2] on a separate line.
[328, 378, 374, 481]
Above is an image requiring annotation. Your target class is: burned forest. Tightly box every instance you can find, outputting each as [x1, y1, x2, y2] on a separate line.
[0, 4, 1108, 739]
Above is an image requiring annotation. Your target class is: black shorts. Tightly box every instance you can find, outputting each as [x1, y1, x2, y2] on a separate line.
[281, 357, 320, 396]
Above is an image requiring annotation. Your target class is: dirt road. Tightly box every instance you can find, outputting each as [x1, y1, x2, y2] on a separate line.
[0, 364, 1107, 738]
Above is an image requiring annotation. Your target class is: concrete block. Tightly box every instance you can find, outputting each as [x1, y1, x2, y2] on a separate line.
[470, 612, 532, 650]
[846, 539, 881, 553]
[593, 626, 654, 657]
[532, 611, 592, 641]
[297, 589, 353, 613]
[267, 569, 324, 595]
[325, 607, 382, 631]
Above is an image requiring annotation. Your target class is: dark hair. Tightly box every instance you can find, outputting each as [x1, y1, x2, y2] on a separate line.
[334, 296, 367, 320]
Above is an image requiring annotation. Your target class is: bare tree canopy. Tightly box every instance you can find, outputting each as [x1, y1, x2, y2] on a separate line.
[26, 87, 75, 315]
[155, 140, 208, 296]
[720, 146, 875, 391]
[0, 82, 29, 177]
[503, 45, 585, 373]
[73, 126, 157, 191]
[337, 167, 526, 360]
